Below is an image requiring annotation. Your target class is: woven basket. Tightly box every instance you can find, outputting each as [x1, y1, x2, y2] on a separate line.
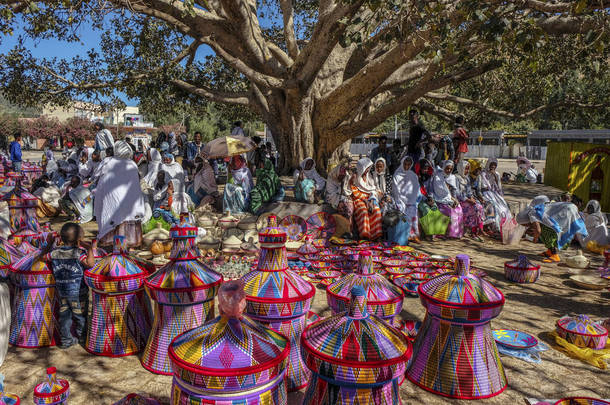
[504, 255, 541, 284]
[556, 314, 608, 350]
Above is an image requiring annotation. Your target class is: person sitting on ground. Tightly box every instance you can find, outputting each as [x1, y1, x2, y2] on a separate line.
[351, 158, 382, 240]
[223, 155, 254, 213]
[371, 157, 393, 214]
[325, 160, 354, 225]
[59, 176, 93, 224]
[577, 199, 609, 248]
[187, 154, 219, 207]
[160, 152, 186, 191]
[516, 195, 587, 263]
[294, 158, 326, 204]
[37, 223, 96, 348]
[152, 171, 178, 225]
[249, 150, 285, 215]
[480, 157, 512, 233]
[429, 160, 464, 239]
[453, 160, 485, 241]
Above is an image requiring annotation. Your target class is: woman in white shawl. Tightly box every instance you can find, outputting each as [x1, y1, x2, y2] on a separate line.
[93, 140, 146, 247]
[429, 160, 464, 238]
[454, 160, 485, 240]
[325, 161, 354, 222]
[351, 158, 382, 240]
[161, 152, 186, 192]
[391, 156, 421, 242]
[371, 157, 393, 213]
[188, 155, 219, 206]
[78, 147, 97, 180]
[223, 155, 254, 213]
[294, 158, 326, 203]
[142, 148, 162, 188]
[480, 157, 511, 232]
[59, 175, 93, 223]
[578, 200, 609, 248]
[516, 195, 587, 262]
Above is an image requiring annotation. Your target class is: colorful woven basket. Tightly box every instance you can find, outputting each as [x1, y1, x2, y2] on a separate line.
[504, 255, 541, 283]
[168, 282, 290, 404]
[84, 235, 153, 357]
[0, 238, 22, 280]
[279, 215, 307, 241]
[0, 182, 40, 235]
[0, 375, 20, 405]
[306, 212, 336, 239]
[142, 216, 223, 375]
[9, 250, 59, 348]
[556, 314, 608, 350]
[326, 251, 404, 324]
[240, 215, 315, 392]
[302, 285, 412, 404]
[407, 254, 507, 400]
[33, 367, 69, 405]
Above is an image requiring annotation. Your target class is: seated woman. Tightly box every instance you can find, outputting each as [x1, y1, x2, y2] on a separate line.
[391, 156, 421, 244]
[480, 157, 511, 232]
[371, 157, 393, 213]
[142, 148, 162, 189]
[294, 158, 326, 203]
[577, 200, 609, 248]
[188, 155, 219, 207]
[152, 171, 178, 225]
[59, 175, 93, 224]
[516, 195, 587, 263]
[429, 160, 464, 238]
[223, 155, 254, 213]
[249, 152, 285, 215]
[325, 161, 354, 224]
[454, 160, 485, 241]
[351, 158, 382, 240]
[161, 152, 186, 192]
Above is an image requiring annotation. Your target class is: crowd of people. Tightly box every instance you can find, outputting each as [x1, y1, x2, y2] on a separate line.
[2, 113, 605, 265]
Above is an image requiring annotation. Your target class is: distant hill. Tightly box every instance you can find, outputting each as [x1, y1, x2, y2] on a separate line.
[0, 96, 41, 117]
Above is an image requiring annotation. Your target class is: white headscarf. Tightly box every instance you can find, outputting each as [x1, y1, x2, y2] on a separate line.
[161, 153, 186, 192]
[325, 163, 351, 208]
[193, 159, 217, 195]
[483, 157, 502, 192]
[516, 195, 549, 225]
[429, 160, 454, 205]
[114, 141, 133, 160]
[392, 156, 420, 213]
[372, 157, 387, 194]
[143, 148, 162, 187]
[584, 200, 606, 229]
[295, 158, 326, 191]
[355, 157, 377, 194]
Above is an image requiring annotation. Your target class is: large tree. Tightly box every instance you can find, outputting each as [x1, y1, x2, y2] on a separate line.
[0, 0, 608, 170]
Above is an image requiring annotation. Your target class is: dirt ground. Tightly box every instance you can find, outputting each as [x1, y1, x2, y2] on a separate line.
[1, 178, 608, 404]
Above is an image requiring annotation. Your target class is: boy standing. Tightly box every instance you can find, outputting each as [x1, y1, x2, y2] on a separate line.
[39, 223, 96, 348]
[9, 133, 22, 172]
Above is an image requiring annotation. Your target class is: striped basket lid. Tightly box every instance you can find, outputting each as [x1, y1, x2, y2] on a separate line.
[556, 314, 608, 338]
[0, 183, 38, 205]
[302, 285, 411, 381]
[0, 238, 23, 267]
[167, 214, 201, 261]
[504, 255, 540, 271]
[241, 216, 314, 308]
[419, 254, 504, 308]
[85, 236, 153, 287]
[10, 249, 51, 275]
[33, 367, 70, 405]
[327, 251, 403, 305]
[168, 281, 290, 388]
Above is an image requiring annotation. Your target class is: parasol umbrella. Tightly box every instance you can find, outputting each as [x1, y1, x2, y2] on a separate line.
[202, 135, 257, 158]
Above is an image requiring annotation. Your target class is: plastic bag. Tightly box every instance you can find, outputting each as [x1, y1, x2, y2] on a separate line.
[501, 217, 526, 245]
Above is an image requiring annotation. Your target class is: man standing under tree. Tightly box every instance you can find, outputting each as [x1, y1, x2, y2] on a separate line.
[184, 131, 204, 175]
[370, 135, 392, 166]
[93, 122, 114, 158]
[231, 121, 245, 137]
[407, 110, 430, 162]
[453, 116, 469, 165]
[9, 133, 22, 172]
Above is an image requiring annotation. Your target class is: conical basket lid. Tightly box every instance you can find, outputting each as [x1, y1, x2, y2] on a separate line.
[327, 252, 403, 313]
[505, 255, 540, 271]
[168, 281, 290, 389]
[33, 367, 69, 404]
[556, 314, 608, 338]
[419, 254, 503, 308]
[0, 238, 22, 267]
[85, 236, 153, 292]
[242, 216, 314, 312]
[302, 286, 411, 383]
[11, 249, 51, 275]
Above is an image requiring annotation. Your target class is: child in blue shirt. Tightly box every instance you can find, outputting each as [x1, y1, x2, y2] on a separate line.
[38, 223, 96, 348]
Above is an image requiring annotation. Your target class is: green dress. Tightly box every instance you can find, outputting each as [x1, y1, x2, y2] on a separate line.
[250, 159, 283, 214]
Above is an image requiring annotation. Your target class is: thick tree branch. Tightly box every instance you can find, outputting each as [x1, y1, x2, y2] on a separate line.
[171, 78, 251, 106]
[536, 14, 606, 34]
[424, 92, 608, 119]
[279, 0, 299, 59]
